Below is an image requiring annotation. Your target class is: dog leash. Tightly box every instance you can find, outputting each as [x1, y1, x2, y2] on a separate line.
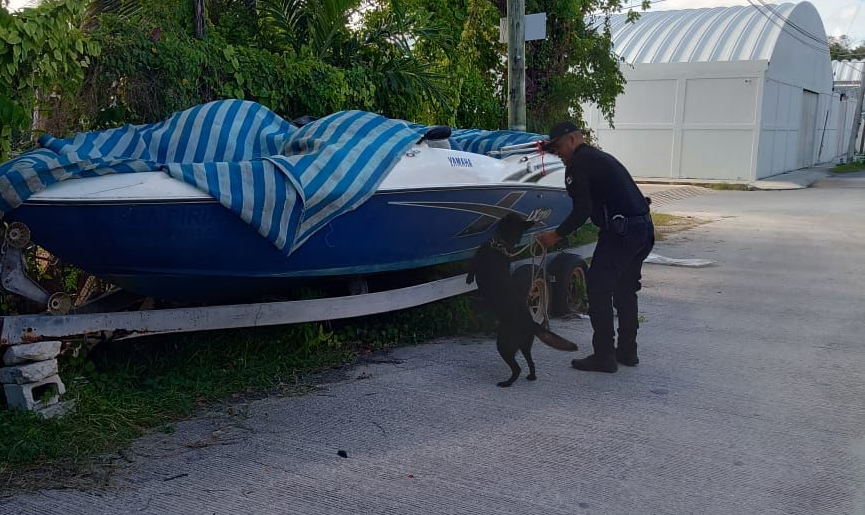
[530, 238, 550, 322]
[496, 237, 551, 323]
[521, 238, 550, 323]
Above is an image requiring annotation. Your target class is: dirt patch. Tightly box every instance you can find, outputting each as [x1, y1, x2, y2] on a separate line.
[651, 213, 711, 240]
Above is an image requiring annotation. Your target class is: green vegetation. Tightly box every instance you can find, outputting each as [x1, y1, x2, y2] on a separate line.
[1, 0, 646, 160]
[707, 182, 750, 191]
[833, 157, 865, 174]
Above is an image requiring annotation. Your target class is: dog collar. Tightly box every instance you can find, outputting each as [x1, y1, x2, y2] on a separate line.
[489, 239, 512, 256]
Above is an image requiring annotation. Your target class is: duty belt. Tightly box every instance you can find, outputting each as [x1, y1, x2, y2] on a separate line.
[612, 213, 652, 224]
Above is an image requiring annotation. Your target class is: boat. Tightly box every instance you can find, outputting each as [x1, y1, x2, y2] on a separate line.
[0, 101, 570, 304]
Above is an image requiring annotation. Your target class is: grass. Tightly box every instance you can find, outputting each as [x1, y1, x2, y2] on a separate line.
[651, 212, 708, 240]
[569, 224, 600, 247]
[833, 158, 865, 173]
[636, 180, 750, 191]
[707, 182, 750, 191]
[0, 296, 493, 489]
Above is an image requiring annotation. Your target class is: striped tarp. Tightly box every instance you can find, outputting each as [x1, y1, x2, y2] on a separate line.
[406, 123, 546, 156]
[448, 128, 545, 155]
[0, 100, 422, 254]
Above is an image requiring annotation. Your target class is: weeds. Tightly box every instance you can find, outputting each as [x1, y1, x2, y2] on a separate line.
[833, 157, 865, 173]
[708, 182, 749, 191]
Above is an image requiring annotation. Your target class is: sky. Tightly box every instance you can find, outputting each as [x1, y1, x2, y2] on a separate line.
[5, 0, 865, 44]
[644, 0, 864, 43]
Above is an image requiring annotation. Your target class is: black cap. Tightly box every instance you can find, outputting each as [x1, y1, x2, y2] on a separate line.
[543, 121, 580, 150]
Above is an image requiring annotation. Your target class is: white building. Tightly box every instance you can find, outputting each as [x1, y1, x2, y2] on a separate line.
[832, 60, 864, 155]
[582, 2, 841, 182]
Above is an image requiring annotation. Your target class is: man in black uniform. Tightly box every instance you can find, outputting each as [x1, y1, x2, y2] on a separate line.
[537, 122, 654, 373]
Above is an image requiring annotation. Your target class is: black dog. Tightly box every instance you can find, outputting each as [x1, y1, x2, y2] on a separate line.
[467, 213, 578, 387]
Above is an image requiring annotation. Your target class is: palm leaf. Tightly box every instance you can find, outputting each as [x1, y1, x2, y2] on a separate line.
[305, 0, 358, 58]
[258, 0, 308, 51]
[82, 0, 142, 31]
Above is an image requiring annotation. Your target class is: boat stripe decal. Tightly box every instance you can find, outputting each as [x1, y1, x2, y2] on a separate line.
[455, 191, 524, 237]
[388, 199, 525, 220]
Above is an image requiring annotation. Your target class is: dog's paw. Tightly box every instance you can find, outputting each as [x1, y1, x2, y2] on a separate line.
[526, 373, 537, 381]
[496, 381, 514, 388]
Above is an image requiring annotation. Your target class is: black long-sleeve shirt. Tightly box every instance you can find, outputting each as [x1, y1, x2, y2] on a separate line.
[555, 143, 650, 237]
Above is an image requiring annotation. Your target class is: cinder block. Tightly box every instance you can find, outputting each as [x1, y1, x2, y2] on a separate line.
[3, 374, 66, 411]
[3, 341, 62, 365]
[0, 359, 58, 385]
[36, 400, 77, 420]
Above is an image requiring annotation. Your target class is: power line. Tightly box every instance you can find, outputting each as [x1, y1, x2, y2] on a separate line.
[620, 0, 668, 11]
[750, 0, 828, 46]
[746, 0, 830, 54]
[755, 0, 829, 45]
[845, 0, 863, 40]
[835, 60, 865, 80]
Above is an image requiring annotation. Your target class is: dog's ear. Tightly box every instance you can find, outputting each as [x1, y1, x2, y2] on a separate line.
[495, 213, 519, 236]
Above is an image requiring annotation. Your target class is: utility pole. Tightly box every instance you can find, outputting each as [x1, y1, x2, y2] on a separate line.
[507, 0, 526, 131]
[859, 114, 865, 154]
[847, 68, 865, 160]
[194, 0, 206, 39]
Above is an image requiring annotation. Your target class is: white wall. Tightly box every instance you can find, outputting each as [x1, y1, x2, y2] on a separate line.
[758, 80, 805, 177]
[815, 92, 852, 164]
[760, 2, 833, 174]
[758, 84, 844, 178]
[584, 61, 837, 181]
[584, 61, 765, 181]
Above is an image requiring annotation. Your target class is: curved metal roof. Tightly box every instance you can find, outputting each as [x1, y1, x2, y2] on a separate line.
[607, 2, 826, 64]
[832, 60, 865, 85]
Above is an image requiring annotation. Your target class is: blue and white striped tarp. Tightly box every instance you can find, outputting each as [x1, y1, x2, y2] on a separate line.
[405, 122, 545, 156]
[448, 128, 545, 155]
[0, 100, 422, 254]
[0, 100, 548, 255]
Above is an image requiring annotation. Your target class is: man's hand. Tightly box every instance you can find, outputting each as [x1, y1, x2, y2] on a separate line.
[536, 231, 563, 248]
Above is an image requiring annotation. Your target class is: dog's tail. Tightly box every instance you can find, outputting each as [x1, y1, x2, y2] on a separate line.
[534, 324, 578, 351]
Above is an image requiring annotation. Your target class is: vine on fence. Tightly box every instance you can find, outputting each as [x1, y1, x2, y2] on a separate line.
[0, 0, 99, 160]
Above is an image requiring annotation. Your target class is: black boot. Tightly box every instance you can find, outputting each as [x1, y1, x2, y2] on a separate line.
[616, 346, 639, 367]
[571, 354, 618, 373]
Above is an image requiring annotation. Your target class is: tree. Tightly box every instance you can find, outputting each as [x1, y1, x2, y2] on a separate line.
[258, 0, 453, 120]
[518, 0, 645, 132]
[405, 0, 645, 132]
[830, 35, 865, 61]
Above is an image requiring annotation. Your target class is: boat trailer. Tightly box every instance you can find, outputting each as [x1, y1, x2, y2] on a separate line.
[0, 223, 588, 417]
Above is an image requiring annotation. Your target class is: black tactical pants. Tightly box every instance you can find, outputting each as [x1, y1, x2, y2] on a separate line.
[586, 221, 655, 357]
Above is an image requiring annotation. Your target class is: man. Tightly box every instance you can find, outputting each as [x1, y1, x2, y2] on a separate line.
[536, 122, 654, 373]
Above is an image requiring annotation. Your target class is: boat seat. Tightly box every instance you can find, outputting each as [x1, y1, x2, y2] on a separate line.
[420, 125, 452, 149]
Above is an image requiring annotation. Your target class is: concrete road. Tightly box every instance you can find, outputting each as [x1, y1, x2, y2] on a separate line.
[3, 178, 865, 514]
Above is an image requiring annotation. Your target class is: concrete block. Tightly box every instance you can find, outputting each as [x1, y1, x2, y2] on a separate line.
[3, 341, 62, 365]
[3, 374, 66, 411]
[0, 359, 59, 385]
[36, 400, 77, 420]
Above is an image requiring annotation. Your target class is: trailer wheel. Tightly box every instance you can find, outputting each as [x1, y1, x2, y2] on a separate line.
[47, 292, 72, 315]
[511, 264, 549, 327]
[5, 222, 31, 249]
[549, 253, 588, 317]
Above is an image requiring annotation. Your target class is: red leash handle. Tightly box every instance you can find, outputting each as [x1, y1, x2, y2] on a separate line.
[535, 140, 549, 176]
